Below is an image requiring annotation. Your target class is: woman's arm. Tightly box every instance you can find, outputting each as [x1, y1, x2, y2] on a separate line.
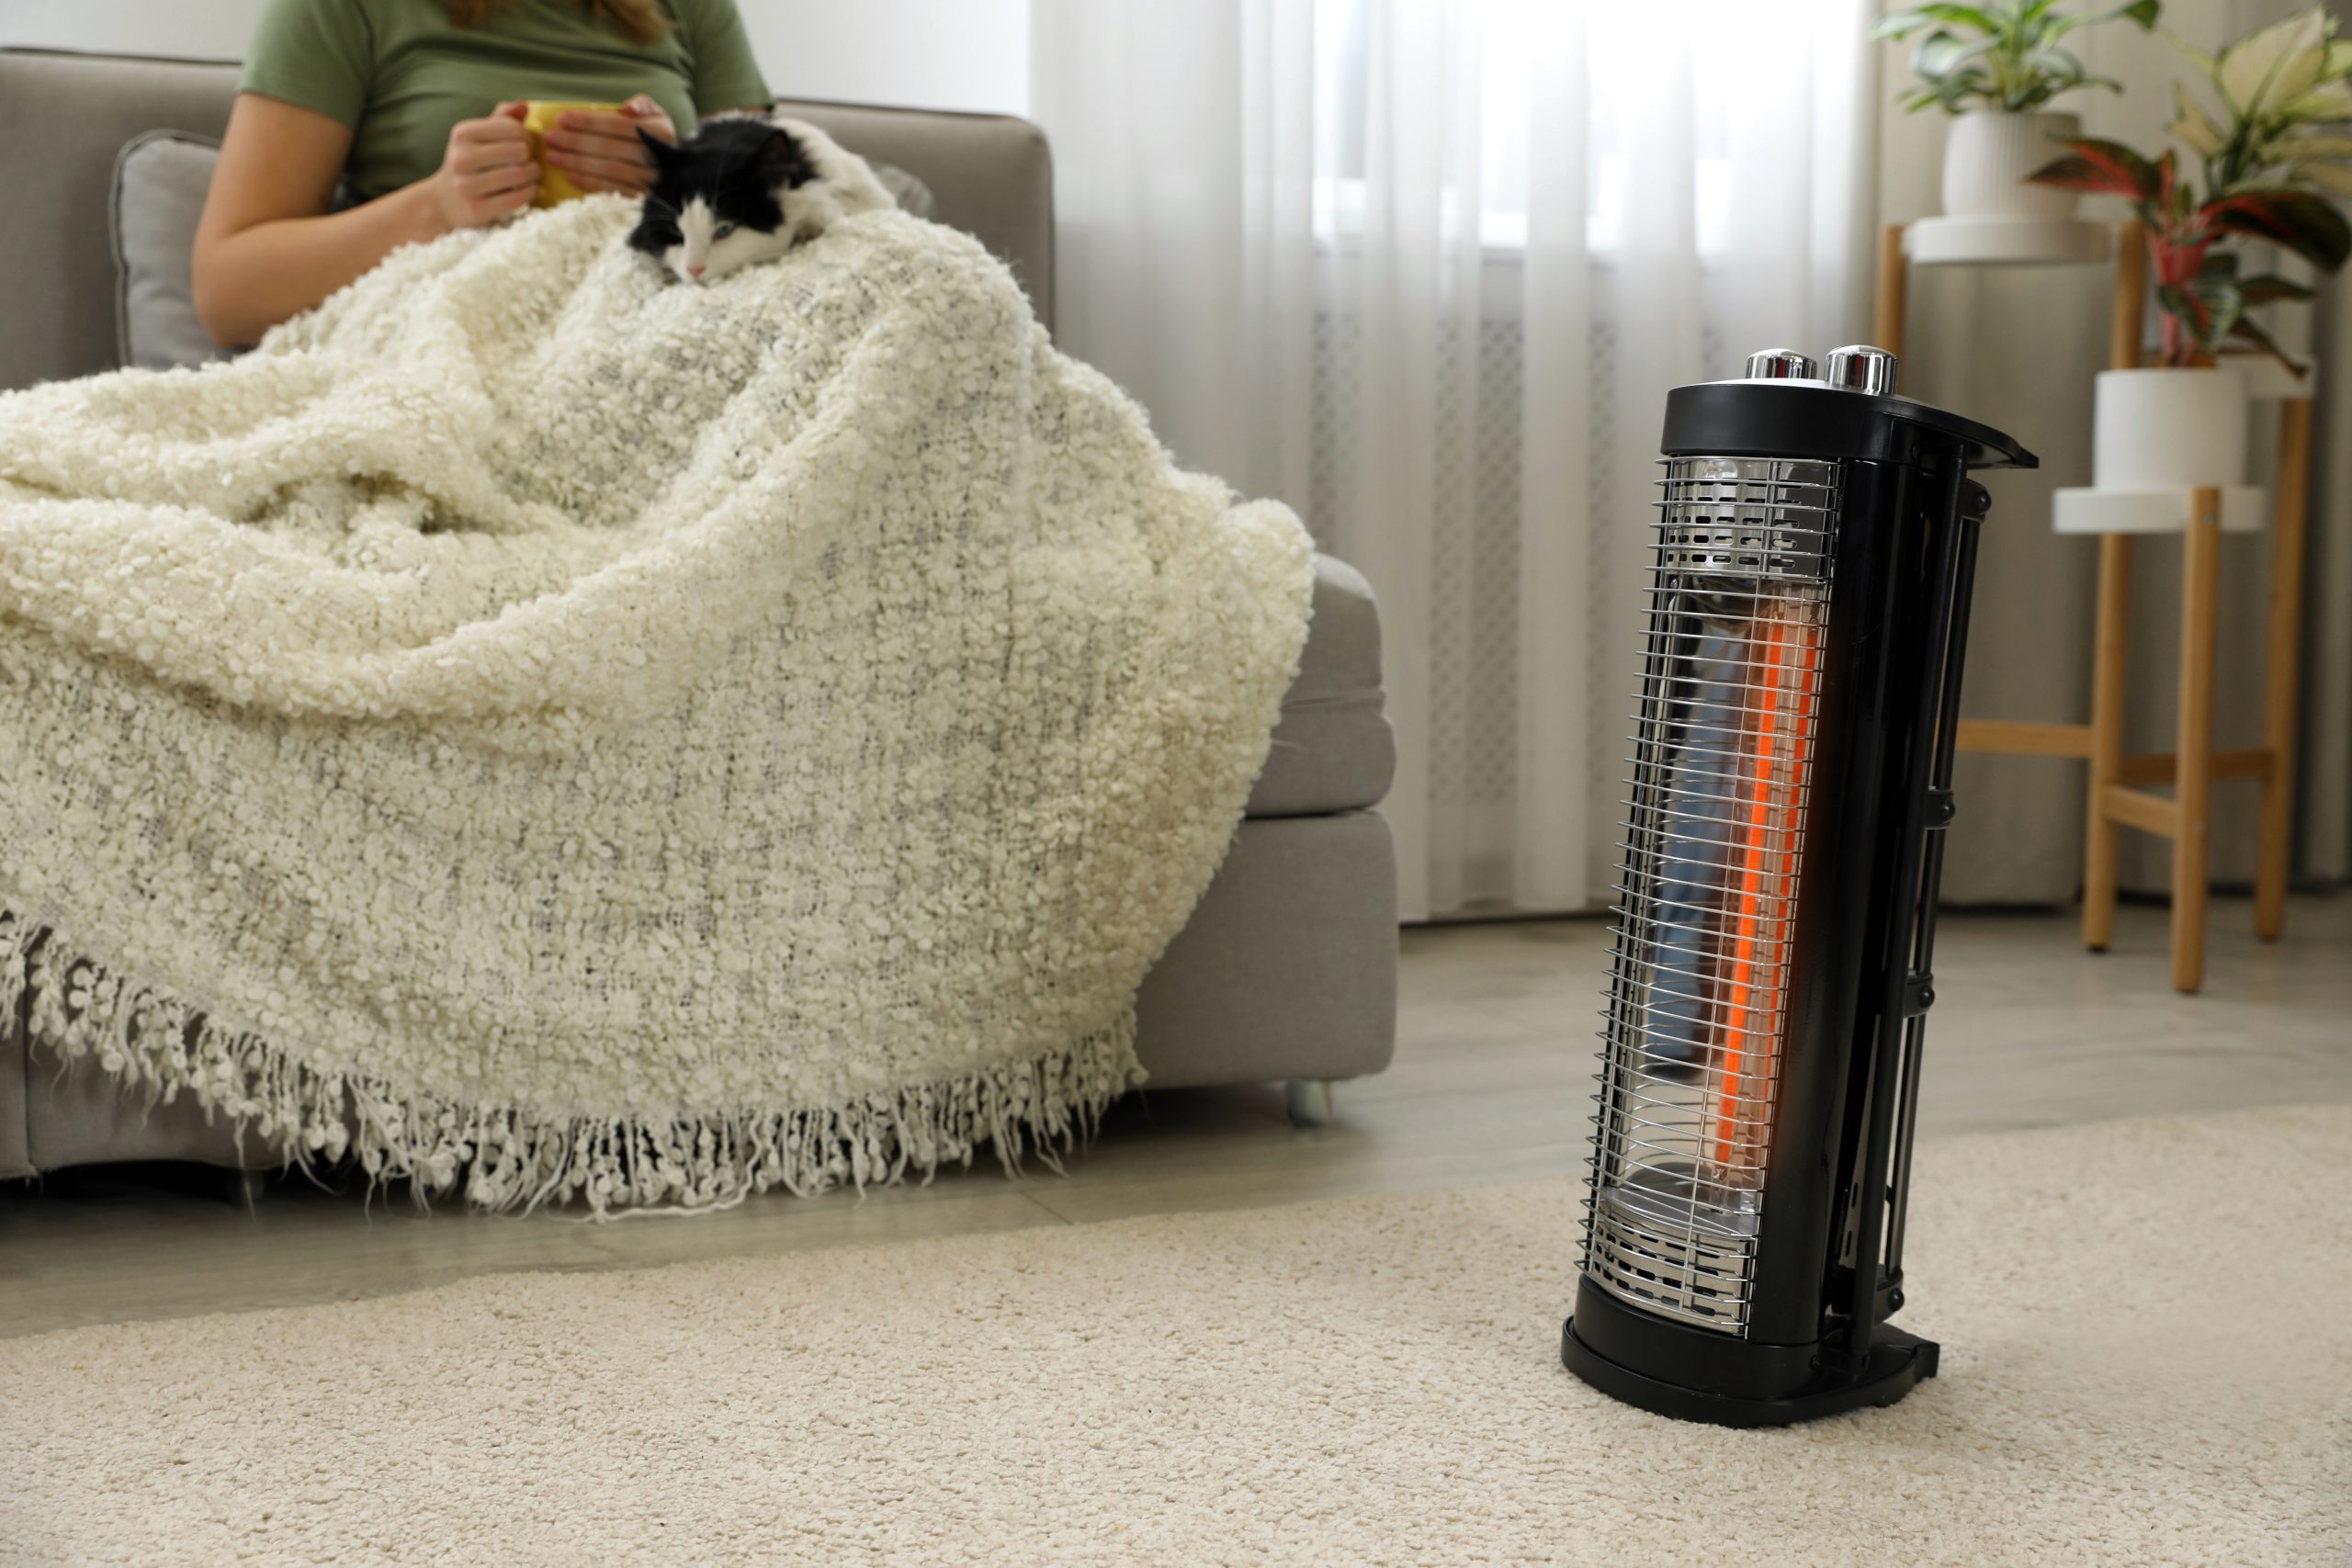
[191, 94, 538, 349]
[674, 0, 773, 120]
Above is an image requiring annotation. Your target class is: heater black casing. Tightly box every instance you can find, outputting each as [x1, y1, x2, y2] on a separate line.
[1562, 375, 2033, 1427]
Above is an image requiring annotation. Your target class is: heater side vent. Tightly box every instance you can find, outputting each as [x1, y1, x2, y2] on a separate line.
[1580, 455, 1839, 1339]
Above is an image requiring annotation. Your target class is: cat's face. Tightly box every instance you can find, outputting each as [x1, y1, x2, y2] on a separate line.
[628, 119, 814, 286]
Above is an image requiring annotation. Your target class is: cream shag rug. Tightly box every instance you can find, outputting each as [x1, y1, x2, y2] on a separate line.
[5, 1107, 2346, 1567]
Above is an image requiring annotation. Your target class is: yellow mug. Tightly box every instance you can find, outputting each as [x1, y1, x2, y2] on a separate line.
[521, 100, 623, 209]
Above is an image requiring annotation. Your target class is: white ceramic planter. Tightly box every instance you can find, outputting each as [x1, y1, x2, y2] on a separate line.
[1941, 109, 2080, 220]
[2091, 367, 2247, 489]
[2052, 366, 2267, 536]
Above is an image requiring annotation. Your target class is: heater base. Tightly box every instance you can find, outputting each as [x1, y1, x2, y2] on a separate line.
[1562, 1317, 1939, 1428]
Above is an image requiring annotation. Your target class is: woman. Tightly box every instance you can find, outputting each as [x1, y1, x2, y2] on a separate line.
[192, 0, 770, 348]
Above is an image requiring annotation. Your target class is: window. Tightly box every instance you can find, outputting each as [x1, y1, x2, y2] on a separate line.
[1309, 0, 1849, 257]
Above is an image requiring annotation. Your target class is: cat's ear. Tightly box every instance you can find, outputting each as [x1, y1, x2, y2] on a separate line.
[638, 127, 678, 166]
[757, 129, 817, 190]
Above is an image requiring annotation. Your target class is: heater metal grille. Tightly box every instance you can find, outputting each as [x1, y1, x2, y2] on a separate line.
[1657, 455, 1838, 581]
[1581, 455, 1838, 1337]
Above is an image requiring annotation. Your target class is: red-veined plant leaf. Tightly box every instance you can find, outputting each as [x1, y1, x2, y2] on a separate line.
[2028, 152, 2145, 200]
[2236, 272, 2317, 305]
[2025, 137, 2161, 200]
[2155, 281, 2208, 338]
[2202, 189, 2352, 273]
[2154, 274, 2246, 355]
[2157, 149, 2185, 223]
[2223, 310, 2312, 378]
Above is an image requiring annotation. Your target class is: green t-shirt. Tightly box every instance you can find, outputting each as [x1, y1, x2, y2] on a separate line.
[240, 0, 772, 202]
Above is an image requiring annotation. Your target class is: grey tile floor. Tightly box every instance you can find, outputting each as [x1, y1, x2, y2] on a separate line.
[4, 894, 2345, 1337]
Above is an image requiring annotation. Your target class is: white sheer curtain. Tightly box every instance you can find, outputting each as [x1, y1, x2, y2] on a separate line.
[1034, 0, 1873, 920]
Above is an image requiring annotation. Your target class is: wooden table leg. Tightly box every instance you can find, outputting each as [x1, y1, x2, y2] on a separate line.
[2172, 488, 2222, 993]
[2083, 532, 2132, 951]
[2085, 218, 2147, 953]
[1874, 224, 1907, 369]
[2254, 398, 2312, 942]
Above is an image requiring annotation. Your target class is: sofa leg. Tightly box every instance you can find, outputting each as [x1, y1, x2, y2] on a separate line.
[220, 1167, 267, 1213]
[1283, 1079, 1335, 1129]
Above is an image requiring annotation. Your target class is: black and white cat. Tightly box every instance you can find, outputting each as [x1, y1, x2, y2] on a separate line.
[628, 113, 895, 286]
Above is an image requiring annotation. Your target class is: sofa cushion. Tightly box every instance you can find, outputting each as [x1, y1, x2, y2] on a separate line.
[1248, 555, 1393, 817]
[110, 130, 233, 373]
[872, 161, 937, 220]
[1134, 810, 1396, 1089]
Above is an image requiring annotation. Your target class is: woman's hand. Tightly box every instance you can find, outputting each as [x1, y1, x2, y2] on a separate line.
[540, 95, 677, 196]
[431, 102, 539, 231]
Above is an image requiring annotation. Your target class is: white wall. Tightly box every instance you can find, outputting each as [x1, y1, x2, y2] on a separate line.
[0, 0, 271, 59]
[746, 0, 1025, 115]
[0, 0, 1029, 115]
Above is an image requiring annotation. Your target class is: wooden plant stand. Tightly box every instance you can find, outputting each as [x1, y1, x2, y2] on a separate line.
[1873, 218, 2312, 994]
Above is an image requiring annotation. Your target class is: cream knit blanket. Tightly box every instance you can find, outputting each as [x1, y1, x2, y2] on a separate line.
[0, 199, 1312, 1213]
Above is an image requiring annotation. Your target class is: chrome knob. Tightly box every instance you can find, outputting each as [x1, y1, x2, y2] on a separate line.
[1745, 348, 1818, 380]
[1824, 344, 1899, 396]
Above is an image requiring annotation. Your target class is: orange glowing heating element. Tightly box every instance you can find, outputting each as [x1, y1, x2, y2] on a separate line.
[1712, 603, 1823, 1176]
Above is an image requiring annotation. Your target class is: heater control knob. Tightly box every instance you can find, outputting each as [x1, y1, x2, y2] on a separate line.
[1745, 348, 1818, 379]
[1824, 344, 1900, 396]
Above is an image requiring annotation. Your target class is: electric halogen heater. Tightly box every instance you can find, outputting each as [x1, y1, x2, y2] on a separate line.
[1561, 345, 2034, 1427]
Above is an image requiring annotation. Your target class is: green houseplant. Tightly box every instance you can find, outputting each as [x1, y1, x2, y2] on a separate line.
[1876, 1, 2162, 219]
[2038, 10, 2352, 556]
[2029, 6, 2352, 369]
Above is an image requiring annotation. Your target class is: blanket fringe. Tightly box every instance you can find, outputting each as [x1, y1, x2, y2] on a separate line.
[0, 907, 1135, 1217]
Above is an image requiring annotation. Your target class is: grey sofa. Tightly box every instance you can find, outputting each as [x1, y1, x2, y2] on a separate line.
[0, 48, 1396, 1182]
